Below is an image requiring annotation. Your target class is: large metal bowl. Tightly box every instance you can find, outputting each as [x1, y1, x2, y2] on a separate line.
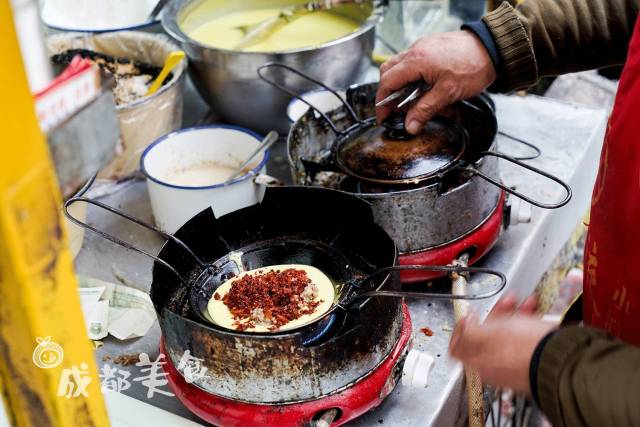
[162, 0, 382, 133]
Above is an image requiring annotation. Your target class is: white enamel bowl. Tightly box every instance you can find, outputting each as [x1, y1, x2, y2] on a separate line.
[141, 125, 269, 233]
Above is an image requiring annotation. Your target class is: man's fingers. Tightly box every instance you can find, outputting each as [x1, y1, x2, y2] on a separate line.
[487, 294, 518, 321]
[485, 294, 538, 323]
[379, 55, 399, 76]
[517, 295, 539, 314]
[375, 102, 395, 124]
[379, 52, 406, 77]
[449, 316, 466, 353]
[404, 80, 456, 134]
[449, 314, 486, 362]
[377, 57, 422, 97]
[375, 60, 424, 123]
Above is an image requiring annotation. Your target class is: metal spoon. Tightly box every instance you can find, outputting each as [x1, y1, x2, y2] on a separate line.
[224, 131, 279, 184]
[234, 9, 297, 50]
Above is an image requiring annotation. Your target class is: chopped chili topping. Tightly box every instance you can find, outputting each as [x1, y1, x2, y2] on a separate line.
[420, 327, 434, 337]
[220, 268, 323, 331]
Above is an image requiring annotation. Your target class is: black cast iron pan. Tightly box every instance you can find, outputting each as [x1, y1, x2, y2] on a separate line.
[186, 236, 506, 343]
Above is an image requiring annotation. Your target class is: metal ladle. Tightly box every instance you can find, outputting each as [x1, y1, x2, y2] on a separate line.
[223, 130, 279, 184]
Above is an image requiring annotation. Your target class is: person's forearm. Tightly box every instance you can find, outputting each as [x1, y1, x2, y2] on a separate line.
[483, 0, 639, 91]
[531, 326, 640, 427]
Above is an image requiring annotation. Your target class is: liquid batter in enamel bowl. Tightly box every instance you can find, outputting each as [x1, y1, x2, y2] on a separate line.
[141, 125, 269, 233]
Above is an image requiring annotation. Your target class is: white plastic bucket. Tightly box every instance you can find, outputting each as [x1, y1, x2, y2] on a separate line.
[286, 89, 347, 123]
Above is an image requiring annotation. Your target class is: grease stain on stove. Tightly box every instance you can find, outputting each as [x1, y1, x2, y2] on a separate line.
[164, 305, 403, 403]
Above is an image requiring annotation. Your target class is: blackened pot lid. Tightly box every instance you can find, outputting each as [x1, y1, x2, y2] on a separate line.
[335, 114, 468, 185]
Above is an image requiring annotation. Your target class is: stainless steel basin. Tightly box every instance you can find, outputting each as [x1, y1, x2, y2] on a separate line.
[162, 0, 382, 133]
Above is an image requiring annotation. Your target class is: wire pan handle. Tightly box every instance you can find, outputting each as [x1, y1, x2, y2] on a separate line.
[63, 178, 207, 284]
[498, 131, 542, 161]
[257, 62, 366, 135]
[344, 264, 507, 305]
[472, 151, 573, 209]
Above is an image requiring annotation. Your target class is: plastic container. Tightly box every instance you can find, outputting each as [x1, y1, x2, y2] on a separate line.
[286, 89, 347, 123]
[47, 31, 187, 179]
[41, 0, 161, 33]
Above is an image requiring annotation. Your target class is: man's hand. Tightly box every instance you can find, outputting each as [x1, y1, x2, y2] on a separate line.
[376, 31, 497, 135]
[449, 295, 556, 394]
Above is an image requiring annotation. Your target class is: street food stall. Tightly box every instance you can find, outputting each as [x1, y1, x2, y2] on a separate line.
[0, 0, 611, 426]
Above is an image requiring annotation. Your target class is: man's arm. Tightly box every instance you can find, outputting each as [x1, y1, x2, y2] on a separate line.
[376, 0, 639, 132]
[532, 326, 640, 427]
[484, 0, 639, 90]
[449, 307, 640, 427]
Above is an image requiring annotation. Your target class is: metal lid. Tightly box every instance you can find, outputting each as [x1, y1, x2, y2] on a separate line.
[335, 115, 468, 185]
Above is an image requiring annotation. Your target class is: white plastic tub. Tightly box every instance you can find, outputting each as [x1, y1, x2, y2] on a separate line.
[286, 89, 347, 123]
[41, 0, 161, 33]
[141, 125, 269, 233]
[47, 32, 187, 179]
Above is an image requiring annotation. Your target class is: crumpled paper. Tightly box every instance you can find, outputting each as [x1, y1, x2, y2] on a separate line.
[78, 276, 156, 340]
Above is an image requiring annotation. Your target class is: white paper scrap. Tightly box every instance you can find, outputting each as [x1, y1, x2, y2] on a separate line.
[77, 276, 156, 341]
[79, 286, 105, 307]
[84, 300, 109, 340]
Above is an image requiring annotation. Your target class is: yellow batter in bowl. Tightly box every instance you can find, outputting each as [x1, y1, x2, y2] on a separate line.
[184, 7, 361, 51]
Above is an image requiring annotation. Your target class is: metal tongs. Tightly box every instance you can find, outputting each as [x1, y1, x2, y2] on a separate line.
[375, 81, 432, 109]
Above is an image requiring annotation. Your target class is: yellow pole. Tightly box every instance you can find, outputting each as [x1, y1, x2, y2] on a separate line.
[0, 1, 108, 426]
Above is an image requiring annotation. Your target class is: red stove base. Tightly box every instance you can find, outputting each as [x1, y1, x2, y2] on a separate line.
[399, 191, 506, 283]
[161, 304, 413, 427]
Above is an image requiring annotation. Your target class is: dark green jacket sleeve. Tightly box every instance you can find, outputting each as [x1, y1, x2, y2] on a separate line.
[482, 0, 640, 90]
[531, 326, 640, 427]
